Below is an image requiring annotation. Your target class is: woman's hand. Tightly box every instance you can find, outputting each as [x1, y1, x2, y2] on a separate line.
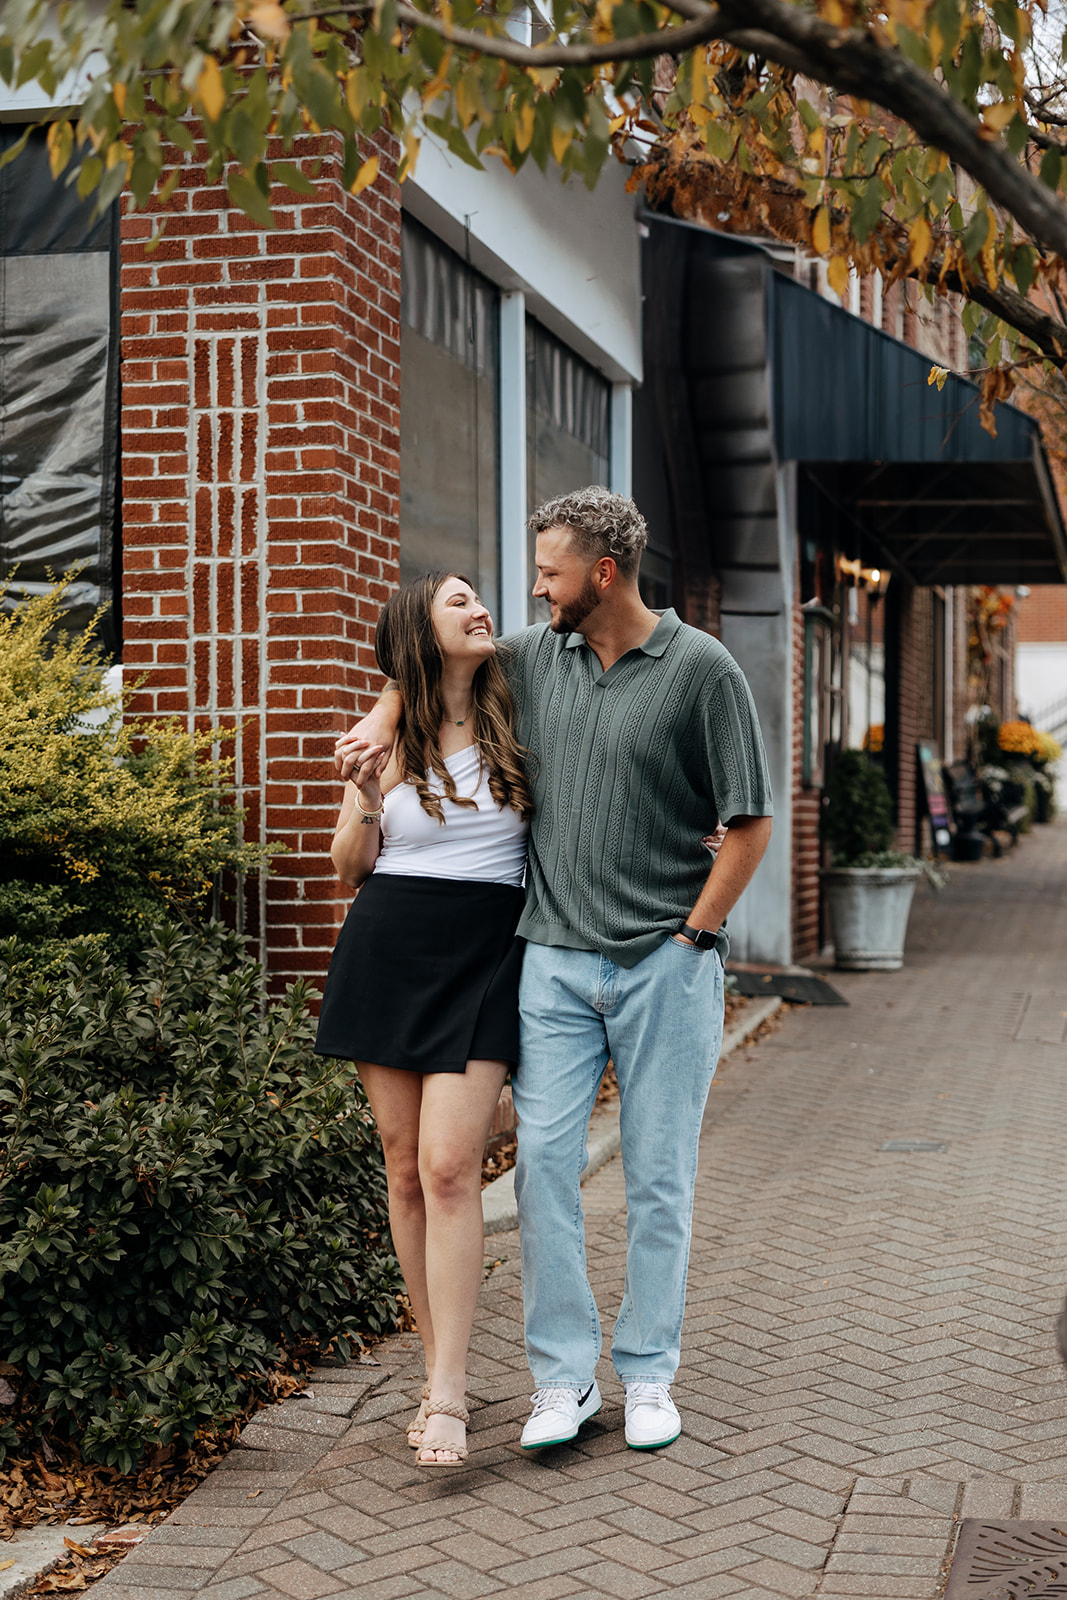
[334, 690, 402, 780]
[347, 743, 384, 813]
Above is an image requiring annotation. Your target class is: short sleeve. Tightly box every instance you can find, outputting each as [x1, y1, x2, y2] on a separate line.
[701, 659, 774, 824]
[495, 626, 544, 715]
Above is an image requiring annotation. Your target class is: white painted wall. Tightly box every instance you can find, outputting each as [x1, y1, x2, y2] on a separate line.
[1016, 643, 1067, 722]
[405, 139, 642, 385]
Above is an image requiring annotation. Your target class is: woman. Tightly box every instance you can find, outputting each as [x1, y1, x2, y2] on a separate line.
[316, 572, 532, 1468]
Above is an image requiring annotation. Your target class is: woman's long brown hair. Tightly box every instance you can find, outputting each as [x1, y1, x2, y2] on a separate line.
[374, 572, 534, 823]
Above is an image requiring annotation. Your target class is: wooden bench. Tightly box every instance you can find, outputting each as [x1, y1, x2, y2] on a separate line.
[942, 761, 1029, 858]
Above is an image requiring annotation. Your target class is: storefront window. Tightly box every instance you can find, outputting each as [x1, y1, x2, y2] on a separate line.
[0, 125, 119, 648]
[400, 217, 500, 616]
[802, 610, 833, 788]
[845, 583, 887, 759]
[526, 319, 610, 619]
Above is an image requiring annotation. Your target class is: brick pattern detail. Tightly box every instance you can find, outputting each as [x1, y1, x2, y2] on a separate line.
[894, 584, 920, 854]
[1016, 584, 1067, 643]
[119, 133, 400, 982]
[791, 603, 822, 961]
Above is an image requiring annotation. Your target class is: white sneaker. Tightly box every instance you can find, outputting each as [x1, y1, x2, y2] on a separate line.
[520, 1381, 602, 1449]
[624, 1381, 681, 1450]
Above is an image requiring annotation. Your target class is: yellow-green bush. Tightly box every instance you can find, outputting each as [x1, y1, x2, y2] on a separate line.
[0, 579, 273, 960]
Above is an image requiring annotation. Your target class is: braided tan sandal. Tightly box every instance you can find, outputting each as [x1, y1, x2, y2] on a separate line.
[406, 1382, 432, 1449]
[416, 1398, 470, 1467]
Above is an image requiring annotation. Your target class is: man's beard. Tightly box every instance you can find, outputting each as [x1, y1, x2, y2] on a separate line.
[550, 577, 600, 634]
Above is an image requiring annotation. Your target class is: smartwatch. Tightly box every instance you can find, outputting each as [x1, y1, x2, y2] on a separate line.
[680, 922, 724, 950]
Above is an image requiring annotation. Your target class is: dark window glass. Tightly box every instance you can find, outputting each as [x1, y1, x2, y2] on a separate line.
[0, 126, 119, 650]
[400, 216, 500, 616]
[526, 320, 610, 620]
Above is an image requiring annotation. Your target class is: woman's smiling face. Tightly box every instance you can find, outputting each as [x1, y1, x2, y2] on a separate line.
[431, 576, 495, 663]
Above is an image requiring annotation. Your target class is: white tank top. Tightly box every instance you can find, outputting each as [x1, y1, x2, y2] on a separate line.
[375, 744, 528, 887]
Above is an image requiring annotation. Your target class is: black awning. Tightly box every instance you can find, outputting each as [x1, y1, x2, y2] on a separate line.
[798, 457, 1065, 587]
[639, 213, 1067, 596]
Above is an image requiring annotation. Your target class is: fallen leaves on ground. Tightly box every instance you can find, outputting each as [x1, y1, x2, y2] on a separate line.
[0, 1355, 331, 1593]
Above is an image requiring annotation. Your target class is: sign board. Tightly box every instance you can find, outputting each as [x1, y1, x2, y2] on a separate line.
[917, 741, 952, 853]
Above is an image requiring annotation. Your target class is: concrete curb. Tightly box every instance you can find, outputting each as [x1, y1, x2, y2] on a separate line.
[0, 1523, 104, 1600]
[483, 994, 784, 1236]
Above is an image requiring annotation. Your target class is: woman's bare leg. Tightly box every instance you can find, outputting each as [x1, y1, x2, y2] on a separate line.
[356, 1064, 435, 1379]
[417, 1059, 509, 1463]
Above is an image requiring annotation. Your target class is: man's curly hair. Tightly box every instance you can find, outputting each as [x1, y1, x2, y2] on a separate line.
[528, 486, 649, 580]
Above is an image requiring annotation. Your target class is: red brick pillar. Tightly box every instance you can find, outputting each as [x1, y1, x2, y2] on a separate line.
[791, 603, 822, 960]
[894, 584, 920, 853]
[119, 133, 401, 987]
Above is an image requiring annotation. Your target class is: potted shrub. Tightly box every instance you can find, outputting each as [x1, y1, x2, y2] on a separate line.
[820, 751, 942, 971]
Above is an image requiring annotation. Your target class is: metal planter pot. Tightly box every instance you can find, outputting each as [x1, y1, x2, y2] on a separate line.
[821, 867, 921, 972]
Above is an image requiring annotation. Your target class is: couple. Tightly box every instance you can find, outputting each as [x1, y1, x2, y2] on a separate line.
[316, 487, 773, 1468]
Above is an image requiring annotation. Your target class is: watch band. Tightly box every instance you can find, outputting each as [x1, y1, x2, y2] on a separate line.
[681, 923, 724, 950]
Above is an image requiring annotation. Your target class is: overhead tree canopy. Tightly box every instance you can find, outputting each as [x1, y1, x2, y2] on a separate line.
[5, 0, 1067, 416]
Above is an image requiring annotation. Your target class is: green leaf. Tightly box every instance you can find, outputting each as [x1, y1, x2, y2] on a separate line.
[704, 119, 735, 162]
[76, 155, 103, 200]
[96, 162, 128, 215]
[957, 27, 982, 104]
[1012, 244, 1035, 297]
[797, 99, 820, 133]
[1005, 113, 1029, 157]
[14, 38, 51, 89]
[228, 108, 263, 170]
[962, 206, 990, 264]
[850, 176, 886, 244]
[948, 199, 964, 232]
[272, 161, 318, 197]
[961, 299, 982, 337]
[0, 125, 31, 173]
[1039, 146, 1062, 192]
[441, 119, 484, 170]
[927, 168, 954, 216]
[227, 171, 274, 228]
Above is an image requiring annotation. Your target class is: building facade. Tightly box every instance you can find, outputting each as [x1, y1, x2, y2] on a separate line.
[3, 90, 1065, 978]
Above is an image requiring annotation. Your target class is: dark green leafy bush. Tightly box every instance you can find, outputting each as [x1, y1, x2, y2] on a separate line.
[820, 749, 895, 863]
[0, 921, 402, 1473]
[0, 578, 275, 964]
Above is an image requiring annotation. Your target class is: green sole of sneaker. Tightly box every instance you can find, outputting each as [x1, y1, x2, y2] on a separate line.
[521, 1405, 602, 1449]
[626, 1431, 681, 1450]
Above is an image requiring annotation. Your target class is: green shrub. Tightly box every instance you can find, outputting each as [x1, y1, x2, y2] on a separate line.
[0, 578, 274, 963]
[820, 749, 895, 864]
[0, 921, 402, 1473]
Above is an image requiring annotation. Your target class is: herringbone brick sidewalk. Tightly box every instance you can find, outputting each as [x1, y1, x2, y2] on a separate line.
[91, 824, 1067, 1600]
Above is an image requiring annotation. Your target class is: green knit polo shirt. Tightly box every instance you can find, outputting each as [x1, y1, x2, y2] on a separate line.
[500, 609, 773, 969]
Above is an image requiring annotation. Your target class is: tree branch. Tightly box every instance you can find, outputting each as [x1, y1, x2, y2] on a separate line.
[640, 140, 1067, 364]
[713, 0, 1067, 263]
[293, 0, 729, 66]
[943, 273, 1067, 364]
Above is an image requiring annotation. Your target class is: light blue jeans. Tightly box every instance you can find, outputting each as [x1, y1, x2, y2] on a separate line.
[512, 936, 725, 1388]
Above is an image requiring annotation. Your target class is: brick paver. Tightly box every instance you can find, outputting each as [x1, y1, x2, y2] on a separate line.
[91, 825, 1067, 1599]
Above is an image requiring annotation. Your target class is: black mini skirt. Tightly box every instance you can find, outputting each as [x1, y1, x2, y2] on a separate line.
[314, 873, 525, 1073]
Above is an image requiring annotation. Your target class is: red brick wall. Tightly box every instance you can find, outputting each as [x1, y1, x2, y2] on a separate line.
[1016, 585, 1067, 644]
[894, 584, 921, 853]
[119, 131, 401, 986]
[791, 603, 822, 961]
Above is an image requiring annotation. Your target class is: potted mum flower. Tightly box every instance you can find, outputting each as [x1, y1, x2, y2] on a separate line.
[820, 750, 944, 971]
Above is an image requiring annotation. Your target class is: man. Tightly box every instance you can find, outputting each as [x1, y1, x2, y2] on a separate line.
[337, 487, 772, 1451]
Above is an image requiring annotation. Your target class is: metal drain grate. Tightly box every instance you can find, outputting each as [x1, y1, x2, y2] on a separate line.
[945, 1520, 1067, 1597]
